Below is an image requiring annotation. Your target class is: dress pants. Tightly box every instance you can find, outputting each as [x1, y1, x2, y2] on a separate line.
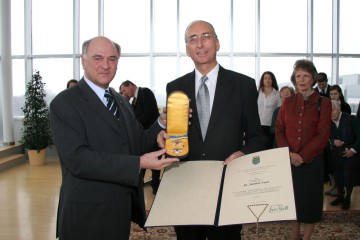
[261, 125, 274, 150]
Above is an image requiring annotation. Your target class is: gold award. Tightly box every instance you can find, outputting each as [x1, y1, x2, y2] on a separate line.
[166, 91, 189, 158]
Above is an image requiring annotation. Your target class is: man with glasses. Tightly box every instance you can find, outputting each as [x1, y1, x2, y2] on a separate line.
[166, 20, 266, 240]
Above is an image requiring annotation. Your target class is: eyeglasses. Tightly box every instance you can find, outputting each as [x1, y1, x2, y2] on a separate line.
[186, 33, 217, 45]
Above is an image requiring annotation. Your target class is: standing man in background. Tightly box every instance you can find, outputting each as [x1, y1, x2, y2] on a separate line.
[50, 36, 178, 240]
[315, 72, 331, 98]
[315, 72, 333, 185]
[120, 80, 161, 194]
[166, 20, 266, 240]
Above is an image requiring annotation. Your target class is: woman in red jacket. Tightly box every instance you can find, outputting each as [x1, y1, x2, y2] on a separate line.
[276, 59, 331, 240]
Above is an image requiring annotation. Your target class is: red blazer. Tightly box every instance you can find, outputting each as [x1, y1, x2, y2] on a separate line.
[275, 92, 331, 163]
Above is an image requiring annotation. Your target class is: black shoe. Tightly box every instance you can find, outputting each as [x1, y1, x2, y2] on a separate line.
[342, 199, 350, 210]
[152, 187, 158, 195]
[325, 187, 338, 196]
[330, 197, 343, 206]
[151, 180, 159, 195]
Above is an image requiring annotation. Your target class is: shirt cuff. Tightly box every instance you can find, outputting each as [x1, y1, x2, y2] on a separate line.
[158, 117, 166, 130]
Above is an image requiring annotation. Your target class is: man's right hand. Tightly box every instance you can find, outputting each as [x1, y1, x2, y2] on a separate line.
[140, 148, 179, 170]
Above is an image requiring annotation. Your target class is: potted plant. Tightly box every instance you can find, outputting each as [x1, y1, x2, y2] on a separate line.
[20, 70, 53, 165]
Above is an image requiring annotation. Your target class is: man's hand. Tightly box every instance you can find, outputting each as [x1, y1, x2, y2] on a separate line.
[158, 107, 193, 127]
[159, 107, 167, 126]
[140, 148, 179, 170]
[224, 151, 245, 165]
[157, 130, 168, 149]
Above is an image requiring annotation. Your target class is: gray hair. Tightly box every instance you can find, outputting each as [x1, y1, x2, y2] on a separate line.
[184, 20, 218, 43]
[81, 37, 121, 55]
[331, 99, 341, 110]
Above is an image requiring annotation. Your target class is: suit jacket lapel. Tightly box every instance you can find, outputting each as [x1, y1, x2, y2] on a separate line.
[207, 66, 233, 134]
[184, 71, 201, 134]
[78, 79, 123, 135]
[111, 87, 137, 153]
[337, 114, 344, 139]
[187, 72, 197, 104]
[190, 68, 233, 140]
[133, 87, 142, 109]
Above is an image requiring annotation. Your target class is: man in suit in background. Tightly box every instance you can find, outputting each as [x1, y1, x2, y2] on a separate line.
[314, 72, 333, 185]
[50, 36, 178, 240]
[166, 20, 266, 240]
[120, 80, 161, 194]
[315, 72, 331, 98]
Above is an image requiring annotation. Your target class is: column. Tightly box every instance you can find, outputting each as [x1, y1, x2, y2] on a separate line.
[0, 0, 15, 145]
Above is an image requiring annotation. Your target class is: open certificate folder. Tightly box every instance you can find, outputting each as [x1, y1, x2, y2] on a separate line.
[145, 147, 296, 227]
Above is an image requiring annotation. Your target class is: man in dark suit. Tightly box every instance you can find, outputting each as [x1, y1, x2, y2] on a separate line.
[314, 72, 333, 185]
[120, 80, 161, 194]
[50, 36, 178, 240]
[166, 20, 266, 240]
[314, 72, 331, 98]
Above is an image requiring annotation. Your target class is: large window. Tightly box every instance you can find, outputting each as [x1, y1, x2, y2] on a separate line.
[6, 0, 360, 111]
[339, 0, 360, 54]
[104, 0, 151, 54]
[80, 0, 99, 45]
[153, 0, 178, 53]
[313, 0, 332, 53]
[260, 0, 307, 53]
[32, 0, 73, 55]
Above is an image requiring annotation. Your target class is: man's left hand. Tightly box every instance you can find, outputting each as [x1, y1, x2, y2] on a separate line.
[157, 130, 168, 149]
[224, 151, 245, 165]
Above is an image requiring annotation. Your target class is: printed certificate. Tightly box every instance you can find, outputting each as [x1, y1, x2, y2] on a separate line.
[145, 147, 296, 227]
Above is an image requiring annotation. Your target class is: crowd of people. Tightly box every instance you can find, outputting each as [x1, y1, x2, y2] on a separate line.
[54, 19, 360, 240]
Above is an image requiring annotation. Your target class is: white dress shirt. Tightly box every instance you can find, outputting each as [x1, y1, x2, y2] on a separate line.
[83, 76, 108, 107]
[195, 64, 219, 115]
[257, 89, 281, 126]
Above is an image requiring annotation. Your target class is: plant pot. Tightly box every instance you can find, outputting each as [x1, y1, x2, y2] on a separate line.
[28, 149, 46, 166]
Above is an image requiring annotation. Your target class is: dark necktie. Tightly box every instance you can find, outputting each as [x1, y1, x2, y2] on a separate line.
[104, 89, 118, 118]
[196, 76, 210, 140]
[132, 97, 137, 107]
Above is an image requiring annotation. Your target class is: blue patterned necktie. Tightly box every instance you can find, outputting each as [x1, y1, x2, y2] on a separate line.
[104, 89, 118, 118]
[196, 76, 210, 140]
